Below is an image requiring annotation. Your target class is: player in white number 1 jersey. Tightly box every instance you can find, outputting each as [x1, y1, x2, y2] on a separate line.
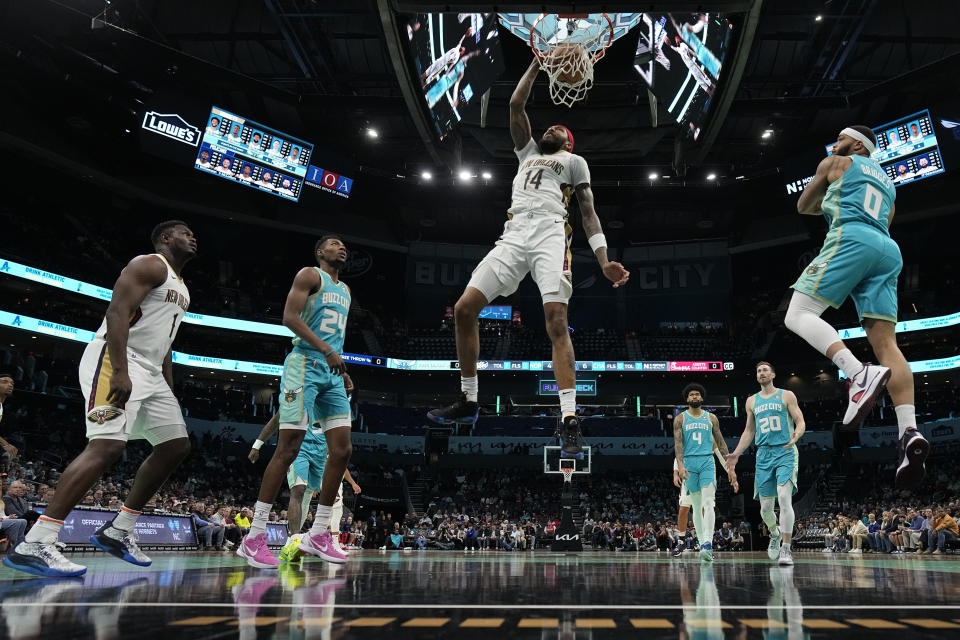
[428, 56, 630, 456]
[4, 221, 196, 578]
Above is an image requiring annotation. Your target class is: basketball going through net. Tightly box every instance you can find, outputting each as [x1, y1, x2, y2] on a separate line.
[561, 467, 575, 484]
[530, 13, 614, 107]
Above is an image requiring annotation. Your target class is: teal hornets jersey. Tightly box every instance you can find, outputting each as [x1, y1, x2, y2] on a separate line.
[292, 267, 351, 355]
[752, 389, 793, 447]
[821, 154, 896, 235]
[682, 410, 714, 457]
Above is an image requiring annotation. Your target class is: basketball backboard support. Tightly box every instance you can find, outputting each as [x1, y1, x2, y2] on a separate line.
[498, 13, 643, 51]
[543, 445, 591, 474]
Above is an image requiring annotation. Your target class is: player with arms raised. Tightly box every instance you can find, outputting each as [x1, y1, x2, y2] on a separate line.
[786, 125, 929, 487]
[427, 57, 629, 456]
[726, 361, 806, 566]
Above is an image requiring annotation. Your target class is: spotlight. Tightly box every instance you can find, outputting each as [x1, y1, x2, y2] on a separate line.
[421, 171, 432, 180]
[648, 172, 658, 180]
[707, 173, 716, 180]
[762, 129, 773, 139]
[815, 14, 823, 21]
[481, 171, 492, 180]
[458, 169, 472, 181]
[366, 128, 379, 138]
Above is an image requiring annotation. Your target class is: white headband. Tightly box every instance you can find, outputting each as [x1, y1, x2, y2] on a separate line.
[840, 127, 876, 155]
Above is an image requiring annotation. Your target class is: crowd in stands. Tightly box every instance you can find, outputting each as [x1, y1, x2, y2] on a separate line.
[792, 462, 960, 554]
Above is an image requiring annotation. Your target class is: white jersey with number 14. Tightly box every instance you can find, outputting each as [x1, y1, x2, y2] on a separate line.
[508, 139, 590, 220]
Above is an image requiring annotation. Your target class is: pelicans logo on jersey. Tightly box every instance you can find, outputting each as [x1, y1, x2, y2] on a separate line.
[86, 406, 124, 425]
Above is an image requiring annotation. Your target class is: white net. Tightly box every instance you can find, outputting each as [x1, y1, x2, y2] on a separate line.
[561, 467, 574, 484]
[531, 15, 612, 107]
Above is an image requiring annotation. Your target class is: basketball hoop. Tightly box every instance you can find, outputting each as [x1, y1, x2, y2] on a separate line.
[529, 13, 614, 107]
[561, 467, 574, 484]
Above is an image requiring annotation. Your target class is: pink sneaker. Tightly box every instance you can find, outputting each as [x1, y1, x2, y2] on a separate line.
[300, 530, 347, 564]
[237, 532, 279, 569]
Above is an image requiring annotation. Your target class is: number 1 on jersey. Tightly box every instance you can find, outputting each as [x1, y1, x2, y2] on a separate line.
[169, 313, 179, 338]
[523, 168, 544, 190]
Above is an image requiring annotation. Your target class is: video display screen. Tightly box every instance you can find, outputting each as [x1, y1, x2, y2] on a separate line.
[406, 13, 505, 140]
[195, 106, 312, 201]
[824, 109, 946, 186]
[633, 12, 734, 141]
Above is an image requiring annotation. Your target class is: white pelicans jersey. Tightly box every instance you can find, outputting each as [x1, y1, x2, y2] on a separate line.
[507, 138, 590, 220]
[93, 254, 190, 371]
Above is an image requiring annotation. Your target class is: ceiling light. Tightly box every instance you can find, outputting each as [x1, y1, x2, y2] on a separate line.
[762, 129, 773, 139]
[421, 171, 432, 180]
[707, 173, 716, 180]
[366, 128, 379, 138]
[648, 173, 658, 180]
[481, 171, 492, 180]
[458, 170, 472, 181]
[815, 14, 823, 21]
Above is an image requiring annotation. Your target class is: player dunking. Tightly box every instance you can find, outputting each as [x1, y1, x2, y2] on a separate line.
[786, 125, 929, 487]
[726, 362, 806, 566]
[238, 236, 354, 568]
[674, 383, 736, 563]
[427, 57, 629, 455]
[672, 440, 735, 557]
[247, 414, 361, 562]
[4, 221, 196, 577]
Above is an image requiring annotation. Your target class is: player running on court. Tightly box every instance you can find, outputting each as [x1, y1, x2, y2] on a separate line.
[786, 125, 929, 487]
[672, 441, 736, 557]
[427, 57, 629, 455]
[674, 383, 736, 563]
[726, 361, 806, 566]
[248, 414, 361, 563]
[4, 221, 196, 577]
[238, 235, 354, 568]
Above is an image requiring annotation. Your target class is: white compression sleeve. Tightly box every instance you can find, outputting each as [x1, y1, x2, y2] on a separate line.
[777, 482, 795, 541]
[330, 485, 343, 532]
[701, 483, 716, 544]
[689, 491, 704, 543]
[759, 495, 779, 536]
[783, 291, 839, 356]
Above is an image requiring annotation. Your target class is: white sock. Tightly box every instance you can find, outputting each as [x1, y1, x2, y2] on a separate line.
[112, 504, 141, 531]
[895, 404, 917, 437]
[24, 515, 64, 544]
[248, 500, 272, 538]
[311, 505, 332, 535]
[558, 388, 576, 419]
[832, 348, 864, 380]
[461, 376, 478, 403]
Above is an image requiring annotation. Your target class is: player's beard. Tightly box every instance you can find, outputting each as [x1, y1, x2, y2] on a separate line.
[539, 136, 563, 154]
[688, 400, 702, 409]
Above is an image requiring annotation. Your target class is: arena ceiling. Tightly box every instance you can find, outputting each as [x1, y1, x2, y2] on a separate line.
[1, 1, 959, 244]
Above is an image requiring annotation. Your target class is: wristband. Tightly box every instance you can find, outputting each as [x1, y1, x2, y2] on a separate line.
[587, 233, 607, 252]
[323, 350, 334, 357]
[252, 439, 264, 450]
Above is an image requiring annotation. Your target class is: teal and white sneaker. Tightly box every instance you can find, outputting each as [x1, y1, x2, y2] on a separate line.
[778, 544, 794, 566]
[699, 541, 714, 563]
[767, 528, 782, 561]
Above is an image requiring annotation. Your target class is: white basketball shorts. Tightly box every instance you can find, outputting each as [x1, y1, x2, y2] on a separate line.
[678, 480, 693, 508]
[79, 339, 187, 444]
[467, 213, 573, 305]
